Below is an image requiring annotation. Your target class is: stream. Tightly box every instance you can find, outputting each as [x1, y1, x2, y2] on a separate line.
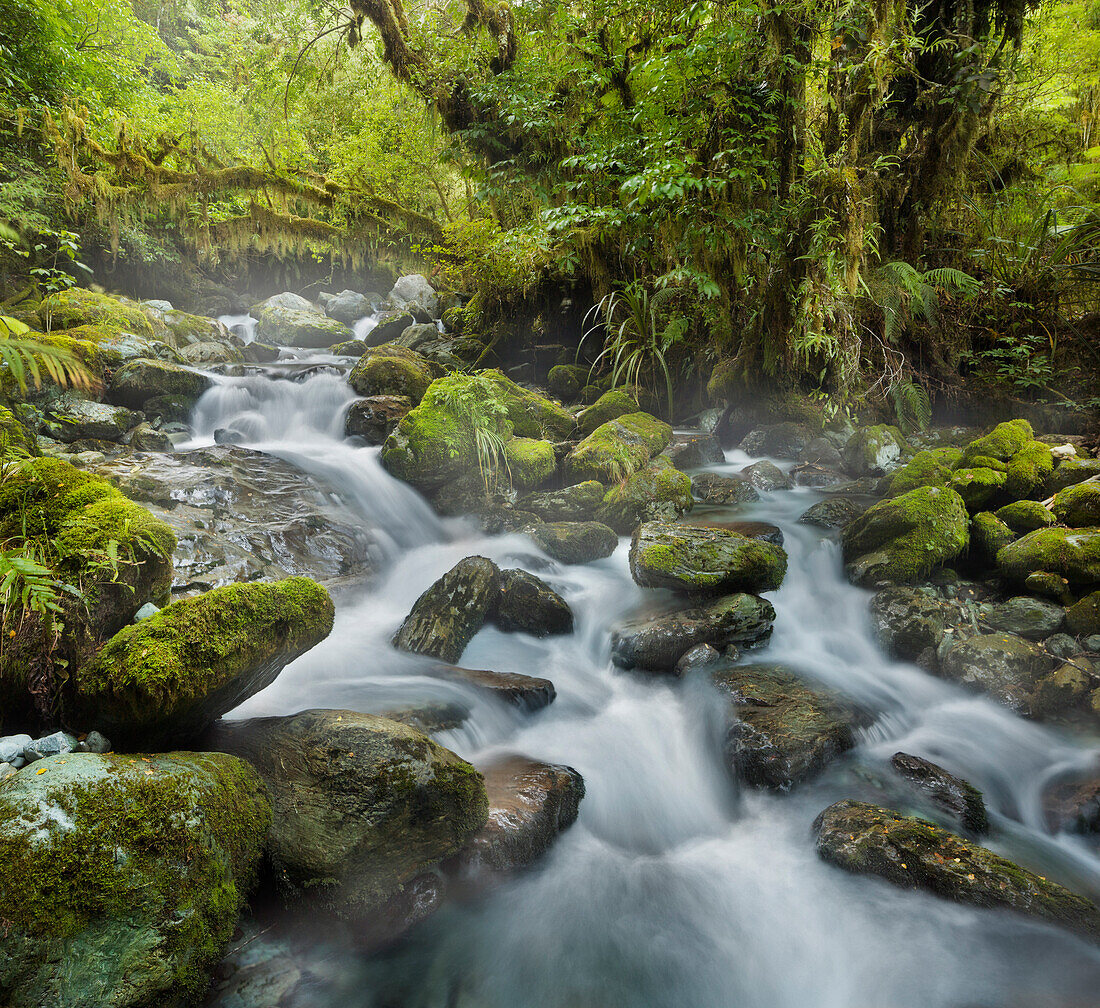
[190, 330, 1100, 1007]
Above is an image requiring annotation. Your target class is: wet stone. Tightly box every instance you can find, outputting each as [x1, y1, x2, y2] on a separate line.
[740, 460, 792, 492]
[890, 752, 989, 833]
[691, 472, 759, 505]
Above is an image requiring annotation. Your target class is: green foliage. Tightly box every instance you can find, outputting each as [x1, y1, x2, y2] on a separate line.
[432, 372, 514, 494]
[889, 381, 932, 433]
[0, 547, 83, 621]
[0, 315, 95, 394]
[863, 262, 981, 343]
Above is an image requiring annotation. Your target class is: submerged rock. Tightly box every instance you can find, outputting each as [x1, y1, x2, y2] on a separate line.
[938, 632, 1052, 713]
[713, 664, 861, 790]
[629, 521, 787, 595]
[72, 577, 335, 748]
[426, 665, 557, 710]
[529, 520, 618, 564]
[393, 557, 502, 663]
[813, 800, 1100, 943]
[207, 710, 486, 922]
[890, 752, 989, 833]
[0, 751, 270, 1008]
[344, 394, 414, 443]
[491, 568, 573, 637]
[611, 594, 775, 671]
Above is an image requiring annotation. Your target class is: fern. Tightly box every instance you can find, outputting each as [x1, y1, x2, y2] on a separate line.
[0, 549, 84, 620]
[863, 262, 979, 343]
[0, 315, 96, 394]
[889, 380, 932, 433]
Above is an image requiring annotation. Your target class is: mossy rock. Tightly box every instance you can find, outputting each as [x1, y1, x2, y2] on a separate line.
[547, 364, 586, 401]
[563, 412, 673, 484]
[997, 528, 1100, 587]
[814, 800, 1100, 943]
[481, 371, 576, 440]
[1005, 440, 1055, 500]
[108, 358, 212, 410]
[348, 343, 434, 402]
[996, 499, 1056, 533]
[519, 481, 606, 522]
[597, 455, 693, 533]
[841, 424, 906, 477]
[965, 455, 1008, 472]
[504, 437, 557, 490]
[940, 632, 1052, 710]
[529, 521, 618, 564]
[37, 288, 154, 339]
[842, 485, 969, 586]
[206, 710, 486, 922]
[255, 306, 351, 348]
[1052, 481, 1100, 528]
[42, 392, 141, 443]
[629, 521, 787, 594]
[869, 586, 947, 661]
[970, 512, 1017, 566]
[961, 419, 1034, 463]
[1067, 592, 1100, 636]
[72, 578, 334, 749]
[441, 305, 467, 335]
[1044, 458, 1100, 496]
[576, 389, 640, 437]
[947, 466, 1007, 511]
[0, 751, 271, 1008]
[0, 404, 39, 460]
[157, 309, 222, 348]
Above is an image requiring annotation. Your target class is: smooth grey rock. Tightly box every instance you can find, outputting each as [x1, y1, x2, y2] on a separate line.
[985, 596, 1065, 641]
[740, 460, 792, 492]
[43, 394, 141, 443]
[325, 290, 376, 323]
[23, 731, 79, 763]
[134, 602, 160, 621]
[0, 734, 31, 764]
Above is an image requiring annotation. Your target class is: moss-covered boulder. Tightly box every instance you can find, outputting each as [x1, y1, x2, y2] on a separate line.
[841, 485, 969, 586]
[0, 404, 39, 459]
[629, 521, 787, 595]
[108, 358, 212, 410]
[256, 305, 352, 348]
[42, 393, 141, 443]
[996, 499, 1056, 533]
[713, 663, 861, 789]
[1053, 481, 1100, 528]
[504, 437, 557, 490]
[0, 751, 270, 1008]
[349, 343, 434, 401]
[519, 481, 606, 522]
[563, 412, 673, 484]
[947, 466, 1006, 511]
[997, 527, 1100, 587]
[1067, 592, 1100, 637]
[939, 632, 1052, 711]
[841, 424, 906, 476]
[481, 371, 576, 440]
[547, 364, 586, 401]
[597, 455, 693, 533]
[814, 800, 1100, 942]
[960, 418, 1034, 463]
[529, 521, 618, 564]
[881, 447, 963, 497]
[206, 710, 486, 927]
[576, 389, 640, 437]
[1005, 440, 1055, 499]
[156, 308, 226, 348]
[970, 511, 1017, 566]
[1044, 458, 1100, 496]
[71, 578, 334, 749]
[37, 288, 154, 338]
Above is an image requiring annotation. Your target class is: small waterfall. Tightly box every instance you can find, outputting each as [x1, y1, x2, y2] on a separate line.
[218, 313, 258, 343]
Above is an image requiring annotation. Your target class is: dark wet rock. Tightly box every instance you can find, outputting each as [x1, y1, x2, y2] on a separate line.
[1046, 632, 1084, 658]
[842, 425, 906, 476]
[813, 799, 1100, 943]
[691, 471, 759, 505]
[611, 593, 775, 671]
[0, 751, 269, 1008]
[938, 632, 1053, 712]
[629, 521, 787, 595]
[477, 507, 542, 535]
[547, 364, 586, 400]
[445, 755, 584, 880]
[107, 358, 212, 410]
[682, 518, 783, 546]
[791, 463, 845, 488]
[985, 596, 1065, 641]
[739, 422, 815, 460]
[240, 341, 281, 364]
[712, 663, 861, 790]
[869, 587, 948, 661]
[997, 527, 1100, 588]
[1043, 770, 1100, 835]
[72, 578, 335, 749]
[42, 394, 141, 443]
[367, 310, 416, 345]
[213, 427, 245, 445]
[94, 446, 376, 589]
[740, 460, 792, 492]
[799, 437, 843, 468]
[1025, 571, 1071, 600]
[378, 701, 470, 734]
[1031, 659, 1093, 716]
[393, 557, 501, 663]
[344, 395, 414, 443]
[798, 496, 862, 529]
[206, 710, 487, 921]
[665, 432, 724, 470]
[842, 486, 969, 586]
[890, 752, 989, 833]
[529, 521, 618, 564]
[125, 422, 173, 451]
[425, 665, 557, 711]
[491, 568, 573, 637]
[519, 481, 606, 522]
[1068, 592, 1100, 636]
[675, 643, 722, 674]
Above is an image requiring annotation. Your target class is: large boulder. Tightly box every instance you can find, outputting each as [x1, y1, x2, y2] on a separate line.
[997, 527, 1100, 587]
[348, 343, 434, 402]
[597, 456, 693, 533]
[393, 557, 501, 663]
[938, 632, 1053, 712]
[256, 306, 351, 348]
[520, 481, 606, 522]
[504, 437, 557, 490]
[881, 447, 964, 497]
[814, 800, 1100, 942]
[157, 309, 229, 349]
[692, 471, 759, 505]
[563, 412, 672, 484]
[71, 577, 335, 748]
[490, 569, 573, 637]
[529, 520, 618, 564]
[611, 594, 775, 671]
[388, 273, 438, 314]
[0, 751, 270, 1008]
[842, 485, 969, 586]
[739, 422, 815, 460]
[325, 290, 377, 323]
[665, 432, 725, 470]
[628, 521, 787, 594]
[107, 358, 212, 410]
[250, 292, 315, 315]
[985, 596, 1065, 640]
[713, 663, 860, 789]
[367, 310, 416, 345]
[576, 389, 639, 436]
[1053, 481, 1100, 528]
[206, 710, 486, 921]
[42, 393, 141, 443]
[798, 496, 862, 529]
[37, 288, 154, 337]
[842, 424, 906, 476]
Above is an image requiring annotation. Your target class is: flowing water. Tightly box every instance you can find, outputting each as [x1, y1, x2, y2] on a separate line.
[194, 333, 1100, 1007]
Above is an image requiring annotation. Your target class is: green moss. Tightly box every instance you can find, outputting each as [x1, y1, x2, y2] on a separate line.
[348, 343, 433, 401]
[1004, 440, 1055, 500]
[842, 485, 970, 585]
[0, 404, 39, 460]
[564, 412, 673, 483]
[0, 751, 270, 1004]
[995, 499, 1056, 533]
[997, 527, 1100, 586]
[598, 455, 693, 533]
[547, 364, 586, 400]
[882, 447, 964, 496]
[481, 370, 576, 439]
[842, 425, 906, 476]
[965, 455, 1009, 472]
[157, 309, 218, 347]
[504, 437, 557, 489]
[1067, 592, 1100, 636]
[1052, 481, 1100, 528]
[630, 524, 787, 593]
[948, 466, 1007, 511]
[576, 389, 640, 437]
[961, 419, 1034, 463]
[1044, 458, 1100, 496]
[73, 577, 335, 746]
[37, 289, 155, 339]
